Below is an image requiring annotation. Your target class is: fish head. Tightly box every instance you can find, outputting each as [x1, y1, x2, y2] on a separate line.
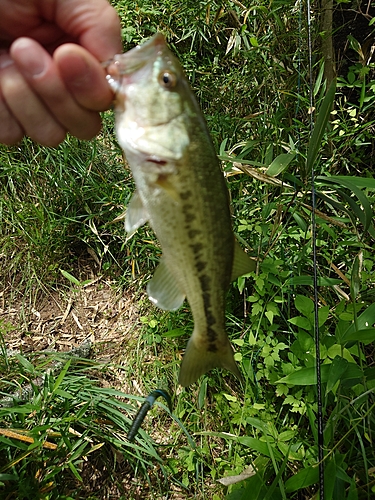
[106, 33, 192, 161]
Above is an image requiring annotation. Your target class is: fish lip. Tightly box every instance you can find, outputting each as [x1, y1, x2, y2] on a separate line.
[106, 33, 167, 77]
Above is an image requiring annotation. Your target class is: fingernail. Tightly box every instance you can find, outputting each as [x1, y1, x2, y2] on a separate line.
[12, 38, 48, 77]
[0, 54, 14, 70]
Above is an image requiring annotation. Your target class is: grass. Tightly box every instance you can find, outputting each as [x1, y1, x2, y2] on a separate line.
[1, 0, 375, 498]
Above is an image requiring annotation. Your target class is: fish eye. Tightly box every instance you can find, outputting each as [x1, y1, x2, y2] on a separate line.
[158, 71, 177, 89]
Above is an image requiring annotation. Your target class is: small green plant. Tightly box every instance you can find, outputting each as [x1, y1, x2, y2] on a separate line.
[0, 352, 183, 498]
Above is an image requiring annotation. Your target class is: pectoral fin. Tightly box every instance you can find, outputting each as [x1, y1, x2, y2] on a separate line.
[125, 191, 149, 236]
[147, 258, 185, 311]
[231, 239, 257, 281]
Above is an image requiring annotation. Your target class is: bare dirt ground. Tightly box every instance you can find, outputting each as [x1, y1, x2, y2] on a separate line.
[1, 276, 140, 367]
[0, 259, 186, 499]
[0, 258, 219, 499]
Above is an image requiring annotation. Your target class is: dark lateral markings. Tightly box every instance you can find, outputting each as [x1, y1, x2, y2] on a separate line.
[195, 260, 206, 272]
[189, 242, 203, 253]
[199, 274, 211, 292]
[180, 190, 192, 200]
[199, 273, 218, 347]
[188, 229, 201, 239]
[184, 212, 196, 223]
[182, 202, 197, 224]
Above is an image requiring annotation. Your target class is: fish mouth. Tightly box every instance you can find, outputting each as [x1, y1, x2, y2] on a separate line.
[105, 33, 167, 84]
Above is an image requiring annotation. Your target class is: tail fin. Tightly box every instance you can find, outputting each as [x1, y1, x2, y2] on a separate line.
[178, 335, 243, 387]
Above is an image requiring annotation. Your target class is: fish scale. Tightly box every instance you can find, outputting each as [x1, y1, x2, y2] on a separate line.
[106, 33, 256, 387]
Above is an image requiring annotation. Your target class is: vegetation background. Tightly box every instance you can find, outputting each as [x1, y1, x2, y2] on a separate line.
[0, 0, 374, 499]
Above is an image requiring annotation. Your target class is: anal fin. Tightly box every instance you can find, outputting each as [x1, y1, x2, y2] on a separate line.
[231, 239, 257, 281]
[147, 258, 185, 311]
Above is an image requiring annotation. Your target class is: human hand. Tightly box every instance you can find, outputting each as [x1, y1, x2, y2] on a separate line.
[0, 0, 122, 146]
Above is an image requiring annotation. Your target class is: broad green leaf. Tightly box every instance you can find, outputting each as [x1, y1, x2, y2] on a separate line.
[277, 366, 319, 385]
[305, 79, 336, 179]
[327, 344, 356, 363]
[266, 153, 295, 177]
[326, 356, 348, 395]
[342, 303, 375, 337]
[278, 430, 295, 442]
[332, 362, 363, 382]
[285, 466, 319, 492]
[238, 436, 282, 459]
[265, 310, 274, 324]
[288, 316, 312, 330]
[341, 328, 375, 345]
[336, 465, 354, 484]
[244, 417, 266, 431]
[54, 389, 74, 400]
[278, 442, 304, 461]
[318, 306, 330, 327]
[295, 295, 314, 316]
[277, 362, 363, 385]
[226, 473, 264, 500]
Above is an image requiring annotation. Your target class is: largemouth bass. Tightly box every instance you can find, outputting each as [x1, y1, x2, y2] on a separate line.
[106, 33, 256, 387]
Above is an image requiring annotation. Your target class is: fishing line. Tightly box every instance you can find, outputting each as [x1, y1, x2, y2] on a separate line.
[306, 0, 325, 497]
[127, 389, 172, 442]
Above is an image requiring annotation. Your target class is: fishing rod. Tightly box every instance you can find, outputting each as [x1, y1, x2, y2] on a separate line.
[306, 0, 325, 497]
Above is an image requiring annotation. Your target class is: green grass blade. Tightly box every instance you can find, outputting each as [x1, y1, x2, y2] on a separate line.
[317, 176, 373, 232]
[305, 79, 336, 179]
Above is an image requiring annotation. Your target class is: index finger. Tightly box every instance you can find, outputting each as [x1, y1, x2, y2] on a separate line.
[56, 0, 122, 60]
[54, 44, 114, 111]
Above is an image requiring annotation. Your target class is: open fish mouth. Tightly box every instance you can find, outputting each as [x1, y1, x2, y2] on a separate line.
[104, 33, 167, 90]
